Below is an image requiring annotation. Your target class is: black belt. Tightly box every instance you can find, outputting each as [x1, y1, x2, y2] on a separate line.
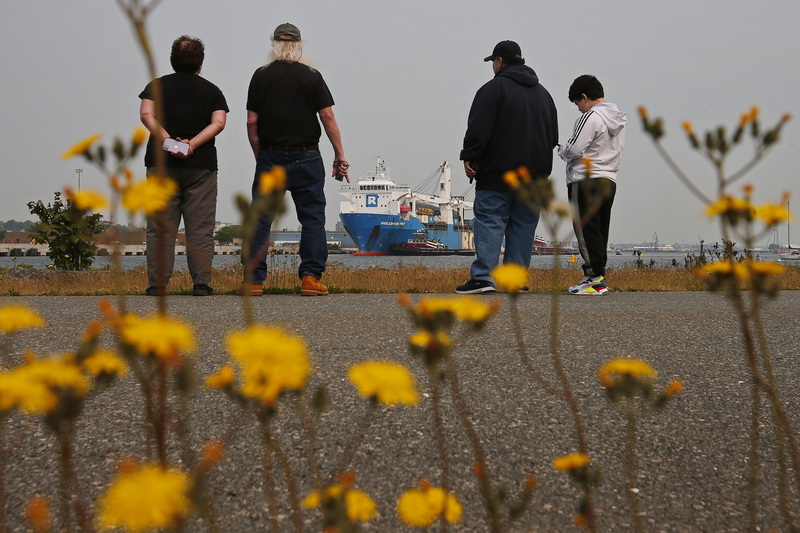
[265, 145, 319, 152]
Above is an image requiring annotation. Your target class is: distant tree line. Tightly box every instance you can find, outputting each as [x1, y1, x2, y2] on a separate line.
[1, 219, 143, 240]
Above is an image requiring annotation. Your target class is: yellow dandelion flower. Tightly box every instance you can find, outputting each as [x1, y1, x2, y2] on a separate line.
[205, 365, 235, 389]
[780, 113, 792, 124]
[348, 360, 419, 406]
[425, 488, 462, 524]
[301, 490, 322, 509]
[597, 358, 657, 388]
[24, 356, 89, 395]
[636, 106, 648, 120]
[681, 121, 694, 136]
[581, 157, 593, 173]
[121, 176, 177, 216]
[346, 490, 378, 523]
[408, 330, 451, 350]
[553, 452, 591, 472]
[503, 170, 521, 189]
[61, 134, 101, 160]
[698, 261, 749, 280]
[97, 463, 192, 532]
[397, 489, 439, 528]
[749, 105, 760, 122]
[748, 259, 786, 277]
[1, 355, 89, 414]
[517, 166, 532, 183]
[26, 496, 52, 533]
[450, 297, 499, 324]
[397, 485, 461, 528]
[739, 112, 750, 129]
[397, 293, 412, 308]
[0, 304, 45, 334]
[226, 325, 310, 404]
[132, 126, 149, 147]
[82, 349, 128, 378]
[258, 166, 287, 196]
[754, 202, 791, 227]
[491, 263, 529, 293]
[82, 319, 104, 344]
[66, 188, 109, 211]
[417, 296, 498, 324]
[663, 379, 684, 398]
[704, 196, 754, 219]
[0, 371, 56, 414]
[119, 313, 195, 364]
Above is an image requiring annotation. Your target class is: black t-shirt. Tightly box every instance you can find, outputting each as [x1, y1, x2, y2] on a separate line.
[139, 72, 229, 169]
[246, 61, 335, 148]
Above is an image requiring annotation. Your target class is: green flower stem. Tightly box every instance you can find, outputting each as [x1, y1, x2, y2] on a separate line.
[443, 350, 501, 533]
[429, 366, 451, 533]
[175, 380, 194, 471]
[0, 421, 8, 533]
[750, 293, 799, 529]
[509, 297, 559, 397]
[547, 252, 597, 532]
[293, 396, 322, 490]
[623, 409, 643, 533]
[261, 422, 304, 533]
[156, 365, 169, 468]
[331, 402, 375, 479]
[652, 141, 711, 205]
[57, 424, 94, 533]
[259, 427, 281, 533]
[748, 382, 761, 532]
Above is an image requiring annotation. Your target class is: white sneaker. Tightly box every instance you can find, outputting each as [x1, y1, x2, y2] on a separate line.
[568, 276, 609, 295]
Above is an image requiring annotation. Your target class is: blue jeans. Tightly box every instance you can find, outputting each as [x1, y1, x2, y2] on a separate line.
[247, 150, 327, 284]
[470, 189, 540, 284]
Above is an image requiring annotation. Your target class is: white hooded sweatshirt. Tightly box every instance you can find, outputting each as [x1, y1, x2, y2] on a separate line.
[558, 102, 626, 184]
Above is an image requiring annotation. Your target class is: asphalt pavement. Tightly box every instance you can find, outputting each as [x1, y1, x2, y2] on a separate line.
[2, 291, 800, 532]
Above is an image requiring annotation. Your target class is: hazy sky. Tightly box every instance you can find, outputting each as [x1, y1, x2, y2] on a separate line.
[1, 0, 797, 246]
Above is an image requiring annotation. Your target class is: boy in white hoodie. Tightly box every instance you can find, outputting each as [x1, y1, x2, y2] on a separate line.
[558, 75, 626, 295]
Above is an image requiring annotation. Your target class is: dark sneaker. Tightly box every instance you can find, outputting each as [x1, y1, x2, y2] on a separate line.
[191, 284, 214, 296]
[300, 275, 329, 296]
[455, 279, 496, 294]
[145, 286, 162, 296]
[236, 283, 263, 296]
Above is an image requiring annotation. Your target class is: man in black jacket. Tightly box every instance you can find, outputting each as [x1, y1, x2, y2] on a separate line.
[457, 40, 558, 294]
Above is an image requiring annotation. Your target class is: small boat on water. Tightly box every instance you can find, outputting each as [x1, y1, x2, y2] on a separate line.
[531, 235, 577, 255]
[390, 230, 475, 256]
[777, 201, 800, 262]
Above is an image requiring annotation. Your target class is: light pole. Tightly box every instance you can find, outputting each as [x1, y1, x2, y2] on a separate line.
[75, 168, 83, 190]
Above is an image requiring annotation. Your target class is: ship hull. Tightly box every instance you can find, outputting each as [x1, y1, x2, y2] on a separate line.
[340, 213, 473, 254]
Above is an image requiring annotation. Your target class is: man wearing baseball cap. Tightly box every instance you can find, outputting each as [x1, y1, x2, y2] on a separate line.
[239, 23, 349, 297]
[456, 40, 558, 294]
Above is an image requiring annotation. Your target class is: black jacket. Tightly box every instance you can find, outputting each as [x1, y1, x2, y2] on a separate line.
[460, 65, 558, 191]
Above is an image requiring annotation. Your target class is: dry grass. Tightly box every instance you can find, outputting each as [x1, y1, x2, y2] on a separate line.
[2, 262, 799, 296]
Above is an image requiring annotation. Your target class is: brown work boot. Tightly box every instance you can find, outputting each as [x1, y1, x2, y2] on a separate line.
[236, 283, 263, 296]
[300, 275, 328, 296]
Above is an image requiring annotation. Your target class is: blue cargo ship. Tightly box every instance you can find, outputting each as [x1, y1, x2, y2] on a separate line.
[339, 159, 474, 255]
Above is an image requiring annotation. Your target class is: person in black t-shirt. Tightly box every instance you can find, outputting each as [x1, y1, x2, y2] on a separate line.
[238, 23, 348, 297]
[139, 35, 229, 297]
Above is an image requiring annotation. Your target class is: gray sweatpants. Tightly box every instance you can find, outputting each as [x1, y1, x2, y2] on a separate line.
[146, 167, 218, 287]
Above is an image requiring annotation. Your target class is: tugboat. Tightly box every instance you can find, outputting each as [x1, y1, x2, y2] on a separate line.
[339, 159, 475, 255]
[390, 230, 475, 256]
